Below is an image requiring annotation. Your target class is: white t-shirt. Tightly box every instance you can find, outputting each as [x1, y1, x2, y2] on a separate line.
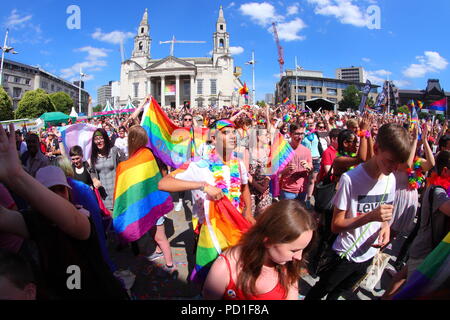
[174, 158, 248, 222]
[114, 137, 128, 158]
[332, 164, 396, 263]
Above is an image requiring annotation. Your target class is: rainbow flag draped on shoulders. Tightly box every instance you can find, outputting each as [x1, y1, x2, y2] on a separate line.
[190, 197, 252, 284]
[393, 232, 450, 300]
[113, 147, 173, 242]
[140, 96, 208, 168]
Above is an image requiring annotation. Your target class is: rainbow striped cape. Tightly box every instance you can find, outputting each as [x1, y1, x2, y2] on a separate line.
[112, 147, 173, 242]
[190, 197, 252, 284]
[140, 96, 208, 168]
[393, 232, 450, 299]
[264, 132, 295, 176]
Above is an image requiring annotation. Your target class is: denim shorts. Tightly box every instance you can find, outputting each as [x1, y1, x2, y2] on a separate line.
[312, 158, 321, 173]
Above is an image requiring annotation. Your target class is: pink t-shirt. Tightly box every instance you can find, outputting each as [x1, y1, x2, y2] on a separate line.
[0, 183, 24, 253]
[279, 144, 312, 194]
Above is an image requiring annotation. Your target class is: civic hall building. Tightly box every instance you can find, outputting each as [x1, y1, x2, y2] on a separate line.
[118, 6, 243, 109]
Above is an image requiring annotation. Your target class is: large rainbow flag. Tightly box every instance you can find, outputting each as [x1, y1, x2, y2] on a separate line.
[393, 232, 450, 300]
[112, 147, 173, 242]
[140, 96, 208, 168]
[190, 197, 252, 284]
[264, 132, 295, 176]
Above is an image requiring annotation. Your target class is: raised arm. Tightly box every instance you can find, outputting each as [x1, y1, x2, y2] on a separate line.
[0, 124, 90, 241]
[420, 124, 436, 172]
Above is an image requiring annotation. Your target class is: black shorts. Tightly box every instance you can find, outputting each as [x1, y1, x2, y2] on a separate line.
[313, 158, 321, 173]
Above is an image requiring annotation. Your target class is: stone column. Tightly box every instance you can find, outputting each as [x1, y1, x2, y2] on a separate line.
[148, 77, 152, 97]
[160, 76, 165, 107]
[190, 75, 195, 108]
[175, 75, 180, 109]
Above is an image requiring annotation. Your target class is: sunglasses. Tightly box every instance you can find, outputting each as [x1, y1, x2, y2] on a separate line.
[318, 126, 325, 129]
[184, 118, 193, 121]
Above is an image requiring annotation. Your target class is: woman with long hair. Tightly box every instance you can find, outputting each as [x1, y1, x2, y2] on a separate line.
[89, 128, 125, 212]
[202, 200, 315, 300]
[126, 126, 176, 276]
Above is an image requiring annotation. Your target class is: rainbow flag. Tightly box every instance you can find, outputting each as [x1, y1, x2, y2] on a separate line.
[264, 132, 295, 176]
[112, 147, 173, 242]
[429, 98, 447, 113]
[393, 232, 450, 300]
[283, 97, 290, 104]
[417, 100, 424, 110]
[190, 197, 252, 284]
[410, 103, 419, 126]
[140, 96, 208, 168]
[239, 83, 249, 96]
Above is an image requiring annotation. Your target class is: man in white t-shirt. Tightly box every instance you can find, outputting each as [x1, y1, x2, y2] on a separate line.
[305, 123, 411, 300]
[114, 126, 128, 159]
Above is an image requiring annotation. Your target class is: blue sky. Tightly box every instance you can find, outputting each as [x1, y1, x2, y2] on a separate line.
[2, 0, 450, 104]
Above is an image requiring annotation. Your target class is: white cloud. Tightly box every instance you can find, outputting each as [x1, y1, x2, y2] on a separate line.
[60, 47, 110, 82]
[229, 46, 244, 55]
[92, 28, 134, 45]
[240, 2, 306, 41]
[365, 69, 392, 84]
[239, 2, 283, 26]
[362, 57, 371, 62]
[269, 18, 307, 41]
[403, 51, 448, 78]
[393, 80, 410, 88]
[307, 0, 369, 27]
[227, 2, 236, 9]
[4, 9, 32, 30]
[287, 3, 300, 16]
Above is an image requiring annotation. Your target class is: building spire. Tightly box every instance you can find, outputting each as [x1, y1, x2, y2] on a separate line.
[217, 5, 225, 23]
[141, 8, 148, 26]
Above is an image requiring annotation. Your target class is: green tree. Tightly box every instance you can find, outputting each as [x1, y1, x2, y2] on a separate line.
[0, 86, 14, 121]
[15, 88, 56, 119]
[397, 105, 410, 115]
[49, 92, 73, 114]
[338, 85, 360, 111]
[366, 96, 375, 108]
[256, 100, 266, 108]
[93, 104, 103, 113]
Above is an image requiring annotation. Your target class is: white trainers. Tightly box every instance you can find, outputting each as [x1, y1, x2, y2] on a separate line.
[174, 201, 183, 212]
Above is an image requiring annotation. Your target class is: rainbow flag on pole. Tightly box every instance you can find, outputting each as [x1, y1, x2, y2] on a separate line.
[393, 232, 450, 300]
[140, 96, 208, 168]
[190, 197, 252, 284]
[264, 132, 295, 175]
[112, 147, 173, 242]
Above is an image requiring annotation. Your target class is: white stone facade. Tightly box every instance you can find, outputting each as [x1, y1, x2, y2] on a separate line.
[119, 6, 243, 109]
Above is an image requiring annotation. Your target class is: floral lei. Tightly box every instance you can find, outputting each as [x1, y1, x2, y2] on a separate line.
[337, 151, 357, 171]
[406, 157, 425, 190]
[427, 171, 450, 197]
[208, 149, 241, 208]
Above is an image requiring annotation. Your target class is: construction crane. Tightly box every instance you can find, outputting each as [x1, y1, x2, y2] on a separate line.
[160, 35, 206, 57]
[272, 22, 284, 78]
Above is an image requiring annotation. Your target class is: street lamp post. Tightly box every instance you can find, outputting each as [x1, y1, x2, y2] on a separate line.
[78, 68, 86, 114]
[0, 29, 18, 86]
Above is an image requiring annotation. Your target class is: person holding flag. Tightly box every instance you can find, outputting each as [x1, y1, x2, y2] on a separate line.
[158, 119, 253, 284]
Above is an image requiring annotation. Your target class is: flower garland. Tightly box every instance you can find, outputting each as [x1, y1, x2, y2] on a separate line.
[208, 149, 241, 208]
[337, 151, 357, 171]
[427, 171, 450, 197]
[406, 157, 425, 190]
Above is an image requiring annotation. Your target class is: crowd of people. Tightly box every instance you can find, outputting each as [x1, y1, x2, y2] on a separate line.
[0, 101, 449, 300]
